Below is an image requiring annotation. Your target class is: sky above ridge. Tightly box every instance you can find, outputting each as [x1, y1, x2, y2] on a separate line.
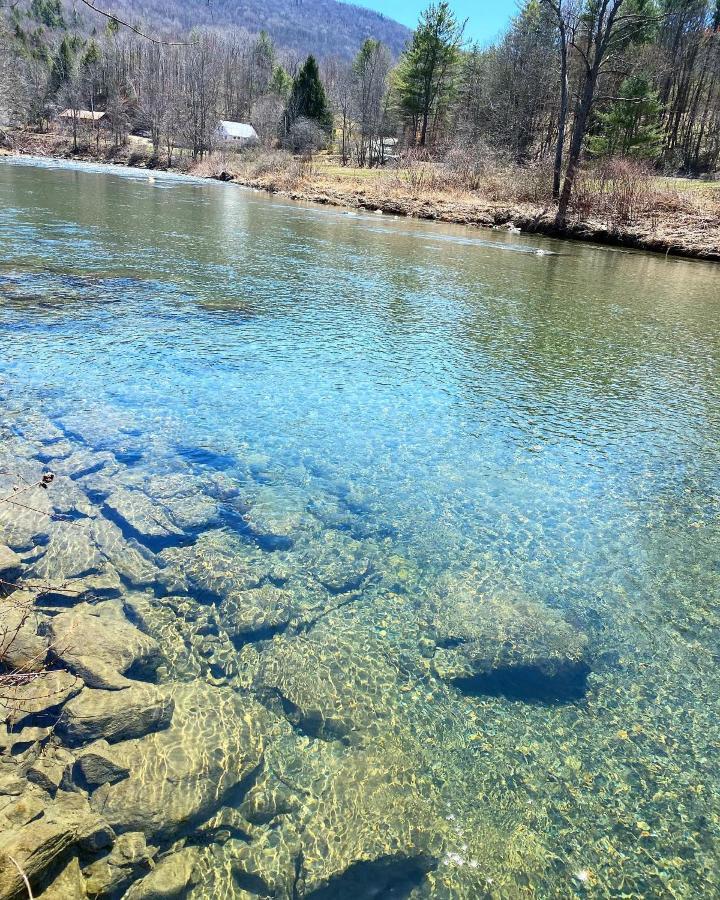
[353, 0, 517, 45]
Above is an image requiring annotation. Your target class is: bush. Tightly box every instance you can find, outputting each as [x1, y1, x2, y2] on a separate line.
[283, 117, 327, 155]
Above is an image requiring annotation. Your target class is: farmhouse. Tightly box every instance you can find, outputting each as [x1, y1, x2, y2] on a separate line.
[218, 120, 259, 146]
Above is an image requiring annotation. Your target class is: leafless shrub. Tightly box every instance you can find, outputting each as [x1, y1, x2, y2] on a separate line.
[282, 117, 328, 156]
[571, 158, 655, 227]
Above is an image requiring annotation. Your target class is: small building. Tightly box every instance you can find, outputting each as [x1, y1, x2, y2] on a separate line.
[218, 121, 259, 147]
[58, 109, 106, 123]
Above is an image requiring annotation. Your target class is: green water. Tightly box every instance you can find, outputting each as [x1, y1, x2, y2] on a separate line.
[1, 157, 719, 897]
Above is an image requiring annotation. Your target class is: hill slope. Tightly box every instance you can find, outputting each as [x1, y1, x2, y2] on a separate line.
[104, 0, 411, 58]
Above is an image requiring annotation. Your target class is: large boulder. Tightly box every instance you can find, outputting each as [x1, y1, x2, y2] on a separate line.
[426, 574, 590, 701]
[90, 683, 268, 841]
[58, 685, 174, 746]
[48, 601, 163, 690]
[0, 791, 112, 900]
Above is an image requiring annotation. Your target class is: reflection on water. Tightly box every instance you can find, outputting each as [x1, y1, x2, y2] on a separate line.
[1, 156, 720, 897]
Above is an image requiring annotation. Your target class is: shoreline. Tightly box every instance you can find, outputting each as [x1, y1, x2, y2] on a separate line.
[3, 144, 720, 262]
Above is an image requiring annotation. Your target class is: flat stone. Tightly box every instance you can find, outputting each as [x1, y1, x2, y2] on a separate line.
[58, 685, 174, 746]
[124, 848, 201, 899]
[91, 683, 267, 841]
[49, 601, 163, 690]
[74, 740, 129, 789]
[104, 489, 185, 547]
[0, 593, 49, 672]
[1, 670, 83, 728]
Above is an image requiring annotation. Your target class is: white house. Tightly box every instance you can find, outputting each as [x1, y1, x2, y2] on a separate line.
[217, 121, 259, 147]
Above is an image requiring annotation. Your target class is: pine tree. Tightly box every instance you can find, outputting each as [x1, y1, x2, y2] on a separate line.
[50, 35, 74, 93]
[395, 1, 464, 146]
[287, 55, 333, 133]
[590, 76, 663, 159]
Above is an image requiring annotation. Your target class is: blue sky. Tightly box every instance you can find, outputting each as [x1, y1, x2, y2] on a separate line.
[355, 0, 518, 45]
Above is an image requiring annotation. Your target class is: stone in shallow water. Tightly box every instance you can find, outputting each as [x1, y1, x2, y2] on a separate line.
[254, 614, 411, 746]
[426, 575, 590, 701]
[103, 489, 185, 547]
[0, 791, 112, 900]
[23, 523, 106, 582]
[0, 592, 49, 672]
[73, 740, 130, 789]
[0, 545, 22, 581]
[89, 517, 159, 588]
[51, 448, 119, 480]
[49, 600, 163, 690]
[90, 683, 269, 841]
[218, 584, 297, 645]
[1, 669, 83, 728]
[241, 485, 315, 548]
[157, 530, 289, 599]
[37, 855, 86, 899]
[292, 531, 373, 593]
[58, 684, 174, 746]
[233, 744, 446, 898]
[123, 847, 201, 900]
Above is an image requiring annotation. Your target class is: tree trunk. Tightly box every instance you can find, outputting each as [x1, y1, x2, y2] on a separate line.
[556, 71, 596, 226]
[552, 23, 569, 199]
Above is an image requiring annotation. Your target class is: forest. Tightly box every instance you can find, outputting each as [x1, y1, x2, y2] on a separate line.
[0, 0, 719, 227]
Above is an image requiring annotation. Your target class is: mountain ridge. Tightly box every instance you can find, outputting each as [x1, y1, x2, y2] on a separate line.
[100, 0, 412, 59]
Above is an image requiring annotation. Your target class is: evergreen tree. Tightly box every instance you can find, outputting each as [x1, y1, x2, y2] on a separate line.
[270, 65, 292, 100]
[590, 76, 663, 159]
[30, 0, 64, 29]
[287, 55, 333, 133]
[395, 1, 464, 146]
[50, 35, 74, 93]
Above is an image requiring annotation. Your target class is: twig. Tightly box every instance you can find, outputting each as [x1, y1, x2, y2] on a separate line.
[8, 857, 33, 900]
[76, 0, 196, 45]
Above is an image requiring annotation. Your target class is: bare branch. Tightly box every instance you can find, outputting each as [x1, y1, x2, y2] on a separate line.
[76, 0, 195, 45]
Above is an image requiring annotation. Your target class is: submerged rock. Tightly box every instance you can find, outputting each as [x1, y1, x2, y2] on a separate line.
[1, 670, 82, 728]
[0, 592, 49, 673]
[427, 575, 590, 701]
[48, 601, 163, 690]
[0, 546, 22, 582]
[58, 684, 174, 746]
[0, 791, 112, 900]
[90, 683, 268, 841]
[103, 489, 185, 548]
[73, 740, 130, 789]
[123, 847, 201, 899]
[37, 855, 86, 899]
[233, 745, 445, 898]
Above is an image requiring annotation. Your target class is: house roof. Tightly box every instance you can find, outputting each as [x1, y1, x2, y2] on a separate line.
[219, 121, 258, 139]
[58, 109, 105, 121]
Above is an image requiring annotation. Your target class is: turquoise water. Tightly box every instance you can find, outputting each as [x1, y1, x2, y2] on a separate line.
[1, 157, 720, 897]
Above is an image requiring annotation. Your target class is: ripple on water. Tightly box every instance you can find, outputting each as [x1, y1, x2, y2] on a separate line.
[0, 158, 719, 897]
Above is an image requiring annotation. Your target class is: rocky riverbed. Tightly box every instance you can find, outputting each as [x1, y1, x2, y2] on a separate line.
[0, 403, 600, 899]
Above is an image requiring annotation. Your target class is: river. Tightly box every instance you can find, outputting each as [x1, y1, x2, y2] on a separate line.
[1, 156, 719, 897]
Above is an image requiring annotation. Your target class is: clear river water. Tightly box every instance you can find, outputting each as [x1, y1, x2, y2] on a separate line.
[1, 157, 719, 898]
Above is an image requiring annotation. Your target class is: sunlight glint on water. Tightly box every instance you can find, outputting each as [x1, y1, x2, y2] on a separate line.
[1, 157, 719, 897]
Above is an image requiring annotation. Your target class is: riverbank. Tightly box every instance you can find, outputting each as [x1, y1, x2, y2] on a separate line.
[3, 131, 719, 261]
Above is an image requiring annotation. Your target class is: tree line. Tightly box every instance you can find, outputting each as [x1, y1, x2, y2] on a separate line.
[1, 0, 718, 222]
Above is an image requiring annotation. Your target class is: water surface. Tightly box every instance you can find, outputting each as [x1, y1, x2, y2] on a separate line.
[1, 157, 719, 897]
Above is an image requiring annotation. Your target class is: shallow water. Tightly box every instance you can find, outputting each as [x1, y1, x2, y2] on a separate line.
[1, 157, 720, 897]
